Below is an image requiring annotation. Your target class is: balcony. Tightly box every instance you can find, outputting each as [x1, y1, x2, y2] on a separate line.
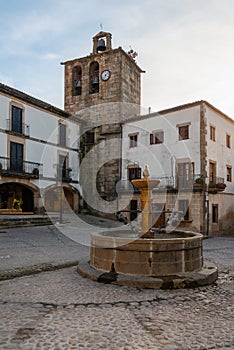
[209, 176, 226, 193]
[0, 156, 43, 178]
[156, 176, 175, 190]
[6, 119, 30, 137]
[56, 165, 73, 182]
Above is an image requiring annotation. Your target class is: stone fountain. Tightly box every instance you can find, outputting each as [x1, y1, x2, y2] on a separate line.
[77, 166, 218, 289]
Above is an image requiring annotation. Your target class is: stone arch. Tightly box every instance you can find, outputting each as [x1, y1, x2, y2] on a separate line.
[89, 61, 99, 94]
[72, 65, 82, 96]
[44, 184, 80, 214]
[0, 181, 39, 213]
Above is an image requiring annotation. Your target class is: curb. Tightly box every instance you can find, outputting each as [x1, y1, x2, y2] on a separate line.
[0, 261, 79, 281]
[77, 260, 218, 289]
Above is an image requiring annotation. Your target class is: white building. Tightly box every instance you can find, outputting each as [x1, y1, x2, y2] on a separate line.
[121, 100, 234, 236]
[0, 83, 81, 214]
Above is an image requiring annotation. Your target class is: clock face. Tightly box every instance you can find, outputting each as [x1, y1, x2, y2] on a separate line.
[101, 69, 111, 81]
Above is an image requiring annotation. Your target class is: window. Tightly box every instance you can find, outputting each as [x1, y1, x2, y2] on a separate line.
[209, 161, 216, 184]
[59, 155, 68, 180]
[128, 167, 141, 180]
[226, 134, 231, 148]
[179, 200, 190, 221]
[210, 125, 216, 141]
[178, 125, 189, 140]
[10, 142, 23, 173]
[150, 131, 164, 144]
[129, 134, 138, 148]
[59, 123, 67, 147]
[212, 205, 218, 223]
[12, 106, 22, 134]
[177, 162, 193, 188]
[227, 166, 232, 182]
[86, 131, 95, 144]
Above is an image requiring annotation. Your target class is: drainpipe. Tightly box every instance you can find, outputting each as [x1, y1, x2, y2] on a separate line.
[205, 199, 209, 236]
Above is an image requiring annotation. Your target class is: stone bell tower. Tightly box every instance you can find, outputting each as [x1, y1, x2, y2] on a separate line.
[61, 31, 144, 215]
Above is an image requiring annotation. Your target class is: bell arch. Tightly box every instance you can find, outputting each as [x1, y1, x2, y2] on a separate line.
[89, 61, 99, 94]
[72, 65, 82, 96]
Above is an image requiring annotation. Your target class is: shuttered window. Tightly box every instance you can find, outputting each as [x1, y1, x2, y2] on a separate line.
[150, 131, 164, 144]
[179, 199, 190, 221]
[12, 106, 22, 134]
[178, 125, 189, 140]
[59, 123, 67, 147]
[10, 142, 23, 173]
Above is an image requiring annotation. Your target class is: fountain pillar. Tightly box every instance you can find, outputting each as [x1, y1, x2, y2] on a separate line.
[132, 165, 158, 238]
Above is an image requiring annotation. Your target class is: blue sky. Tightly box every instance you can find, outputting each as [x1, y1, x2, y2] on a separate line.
[1, 0, 234, 118]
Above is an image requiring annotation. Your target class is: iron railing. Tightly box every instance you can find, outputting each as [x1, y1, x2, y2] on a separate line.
[55, 165, 73, 182]
[0, 156, 43, 177]
[5, 119, 30, 137]
[209, 175, 224, 185]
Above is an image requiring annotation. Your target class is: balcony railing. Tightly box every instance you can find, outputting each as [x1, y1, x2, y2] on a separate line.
[55, 165, 73, 182]
[209, 176, 224, 185]
[155, 176, 175, 189]
[6, 119, 30, 137]
[0, 156, 43, 177]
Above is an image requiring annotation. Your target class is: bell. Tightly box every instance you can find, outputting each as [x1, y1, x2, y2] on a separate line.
[75, 79, 81, 88]
[92, 76, 99, 86]
[97, 38, 106, 52]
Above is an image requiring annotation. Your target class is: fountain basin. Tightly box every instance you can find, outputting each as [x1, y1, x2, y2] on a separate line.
[90, 230, 203, 277]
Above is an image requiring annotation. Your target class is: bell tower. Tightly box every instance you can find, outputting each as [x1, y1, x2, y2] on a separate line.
[61, 32, 144, 215]
[61, 31, 144, 121]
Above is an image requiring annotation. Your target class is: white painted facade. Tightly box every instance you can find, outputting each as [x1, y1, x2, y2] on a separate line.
[205, 105, 234, 193]
[0, 84, 81, 214]
[122, 105, 202, 183]
[121, 101, 234, 235]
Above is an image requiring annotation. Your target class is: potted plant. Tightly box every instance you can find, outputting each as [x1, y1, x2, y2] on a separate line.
[216, 182, 226, 191]
[193, 177, 204, 189]
[208, 182, 217, 193]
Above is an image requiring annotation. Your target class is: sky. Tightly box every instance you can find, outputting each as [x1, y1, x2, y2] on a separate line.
[1, 0, 234, 118]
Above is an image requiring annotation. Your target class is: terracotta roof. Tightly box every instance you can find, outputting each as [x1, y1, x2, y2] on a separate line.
[0, 82, 71, 118]
[121, 100, 234, 125]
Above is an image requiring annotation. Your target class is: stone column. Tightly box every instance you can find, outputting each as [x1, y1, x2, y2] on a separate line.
[140, 187, 153, 238]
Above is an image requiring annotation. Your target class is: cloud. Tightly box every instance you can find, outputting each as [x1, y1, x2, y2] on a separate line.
[41, 53, 61, 60]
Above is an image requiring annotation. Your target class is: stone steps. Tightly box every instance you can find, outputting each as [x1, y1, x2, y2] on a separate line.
[0, 216, 55, 229]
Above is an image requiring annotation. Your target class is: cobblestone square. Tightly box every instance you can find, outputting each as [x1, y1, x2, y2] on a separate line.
[0, 226, 233, 349]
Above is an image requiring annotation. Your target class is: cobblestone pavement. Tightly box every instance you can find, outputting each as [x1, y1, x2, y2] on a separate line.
[0, 264, 233, 348]
[0, 231, 233, 349]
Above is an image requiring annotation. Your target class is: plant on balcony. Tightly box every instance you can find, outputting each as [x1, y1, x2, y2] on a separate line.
[216, 182, 226, 191]
[195, 177, 204, 185]
[208, 182, 217, 193]
[193, 177, 204, 189]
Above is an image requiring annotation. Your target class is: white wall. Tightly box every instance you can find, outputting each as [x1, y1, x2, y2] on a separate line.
[0, 91, 80, 183]
[206, 106, 234, 193]
[122, 105, 201, 180]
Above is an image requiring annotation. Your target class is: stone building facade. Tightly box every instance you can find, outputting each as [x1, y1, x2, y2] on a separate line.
[61, 31, 144, 215]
